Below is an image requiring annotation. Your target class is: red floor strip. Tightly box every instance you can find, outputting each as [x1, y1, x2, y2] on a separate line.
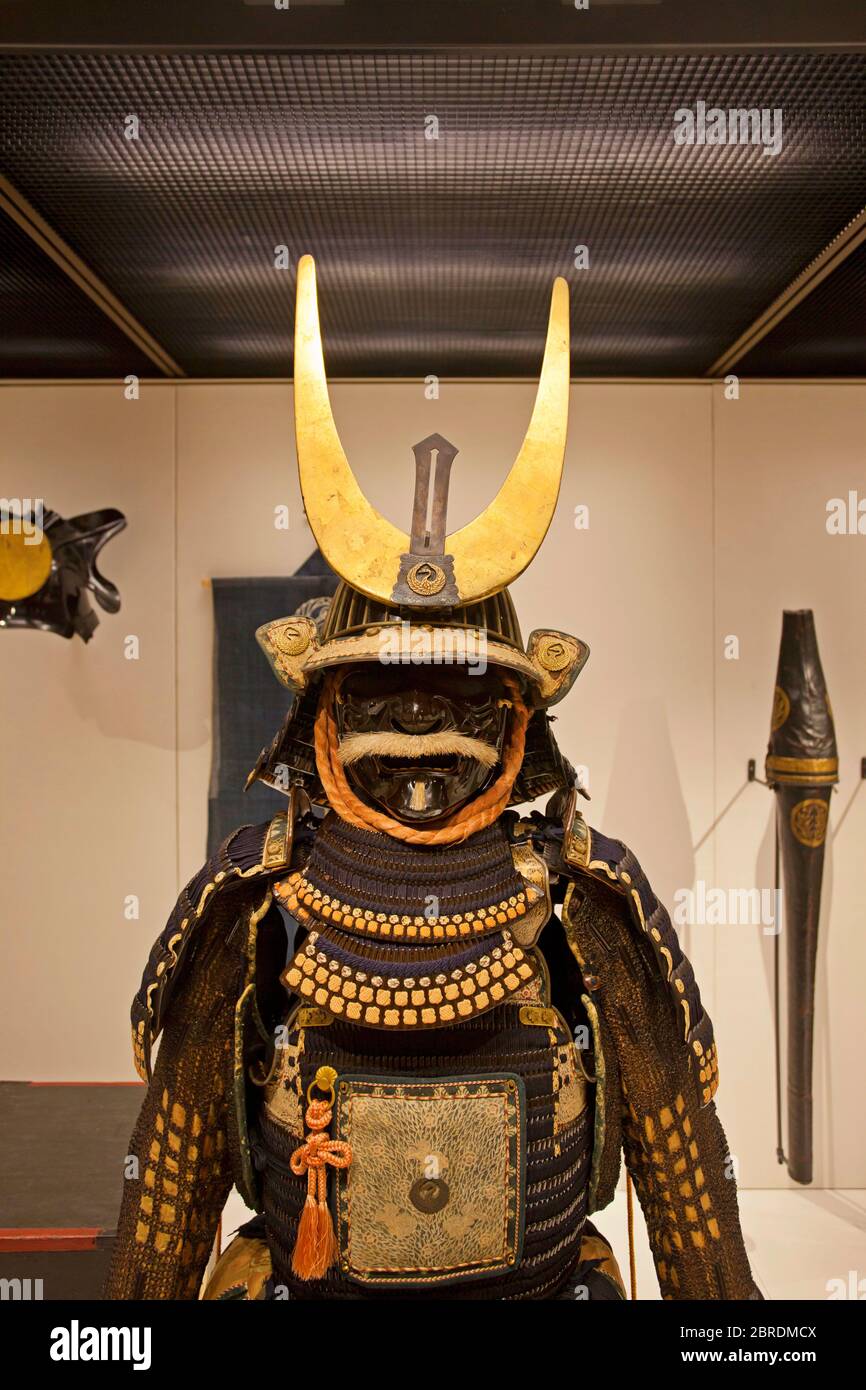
[0, 1228, 103, 1252]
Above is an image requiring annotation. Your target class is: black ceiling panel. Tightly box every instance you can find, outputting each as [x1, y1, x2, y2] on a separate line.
[0, 210, 156, 378]
[737, 238, 866, 377]
[2, 0, 864, 53]
[0, 49, 863, 377]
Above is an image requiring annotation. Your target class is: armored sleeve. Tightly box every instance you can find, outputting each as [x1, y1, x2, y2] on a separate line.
[104, 814, 296, 1300]
[104, 894, 246, 1299]
[559, 823, 761, 1301]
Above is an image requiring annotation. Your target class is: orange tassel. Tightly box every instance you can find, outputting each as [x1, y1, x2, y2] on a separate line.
[290, 1082, 352, 1281]
[293, 1193, 327, 1281]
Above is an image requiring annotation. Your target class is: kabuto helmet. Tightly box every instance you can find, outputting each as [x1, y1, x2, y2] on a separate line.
[250, 256, 588, 809]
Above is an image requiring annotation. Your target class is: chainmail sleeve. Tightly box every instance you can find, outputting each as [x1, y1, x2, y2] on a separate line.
[562, 874, 760, 1301]
[104, 895, 247, 1300]
[615, 974, 759, 1301]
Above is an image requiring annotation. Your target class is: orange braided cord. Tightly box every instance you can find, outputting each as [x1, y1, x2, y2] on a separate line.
[314, 671, 530, 845]
[289, 1100, 353, 1198]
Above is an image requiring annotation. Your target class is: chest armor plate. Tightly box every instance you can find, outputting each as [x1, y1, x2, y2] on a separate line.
[254, 979, 592, 1300]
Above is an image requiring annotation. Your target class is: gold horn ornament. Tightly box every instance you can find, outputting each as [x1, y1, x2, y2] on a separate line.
[292, 254, 570, 606]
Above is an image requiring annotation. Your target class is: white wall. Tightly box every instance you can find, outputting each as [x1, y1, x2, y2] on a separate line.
[1, 378, 864, 1191]
[0, 384, 177, 1079]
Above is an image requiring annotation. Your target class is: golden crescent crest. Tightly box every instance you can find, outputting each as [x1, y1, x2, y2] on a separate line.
[293, 255, 569, 605]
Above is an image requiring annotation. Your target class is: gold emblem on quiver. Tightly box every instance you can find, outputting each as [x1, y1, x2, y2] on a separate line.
[771, 686, 791, 732]
[790, 798, 829, 848]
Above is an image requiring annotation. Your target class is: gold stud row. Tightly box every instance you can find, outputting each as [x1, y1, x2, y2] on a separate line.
[697, 1041, 718, 1101]
[275, 870, 527, 939]
[282, 934, 535, 1028]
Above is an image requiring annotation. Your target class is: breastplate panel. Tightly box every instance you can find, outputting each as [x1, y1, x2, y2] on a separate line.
[255, 993, 592, 1300]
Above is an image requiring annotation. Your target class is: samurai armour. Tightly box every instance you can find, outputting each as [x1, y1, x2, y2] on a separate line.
[104, 259, 760, 1303]
[253, 815, 593, 1299]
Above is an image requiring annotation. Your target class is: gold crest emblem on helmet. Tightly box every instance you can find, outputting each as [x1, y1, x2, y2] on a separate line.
[406, 561, 447, 597]
[273, 622, 311, 657]
[535, 635, 572, 672]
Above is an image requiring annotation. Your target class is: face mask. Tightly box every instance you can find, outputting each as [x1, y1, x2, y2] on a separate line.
[335, 666, 509, 822]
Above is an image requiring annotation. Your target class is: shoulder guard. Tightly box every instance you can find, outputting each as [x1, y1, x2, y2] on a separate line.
[131, 802, 314, 1081]
[526, 794, 717, 1106]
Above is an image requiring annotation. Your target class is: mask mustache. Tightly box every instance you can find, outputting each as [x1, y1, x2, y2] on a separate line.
[337, 731, 499, 769]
